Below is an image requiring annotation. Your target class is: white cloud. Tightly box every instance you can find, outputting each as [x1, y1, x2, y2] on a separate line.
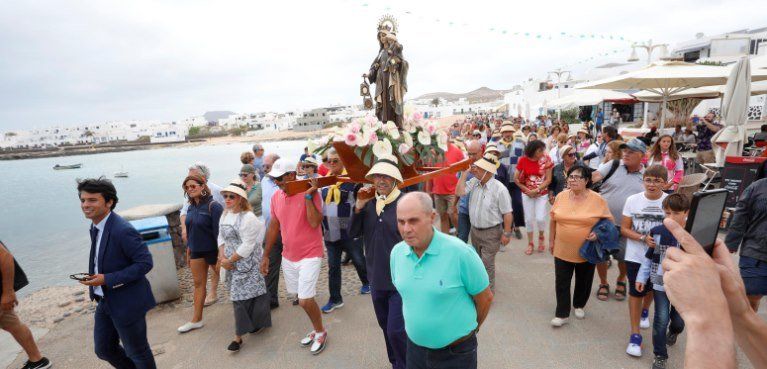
[0, 0, 765, 129]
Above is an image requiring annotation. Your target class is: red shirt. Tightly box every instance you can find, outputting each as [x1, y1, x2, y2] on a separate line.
[270, 190, 324, 262]
[318, 164, 329, 176]
[431, 143, 465, 195]
[517, 155, 553, 195]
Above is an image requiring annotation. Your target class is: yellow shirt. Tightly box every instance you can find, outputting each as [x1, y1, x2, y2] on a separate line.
[550, 189, 613, 263]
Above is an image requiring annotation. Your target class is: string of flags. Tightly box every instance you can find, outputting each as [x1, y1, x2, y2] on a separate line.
[350, 1, 636, 45]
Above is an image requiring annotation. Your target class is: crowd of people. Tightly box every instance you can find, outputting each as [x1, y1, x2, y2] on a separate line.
[2, 112, 767, 369]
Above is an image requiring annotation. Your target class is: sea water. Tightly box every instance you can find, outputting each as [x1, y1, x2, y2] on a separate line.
[0, 140, 306, 295]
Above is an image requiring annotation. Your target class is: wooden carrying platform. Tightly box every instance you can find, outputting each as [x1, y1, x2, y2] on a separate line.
[284, 142, 471, 195]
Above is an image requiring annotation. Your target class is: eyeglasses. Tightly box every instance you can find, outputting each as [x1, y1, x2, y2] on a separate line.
[565, 153, 576, 158]
[302, 165, 316, 169]
[239, 173, 251, 178]
[567, 175, 584, 181]
[184, 184, 199, 190]
[223, 194, 237, 200]
[327, 159, 340, 164]
[643, 178, 666, 185]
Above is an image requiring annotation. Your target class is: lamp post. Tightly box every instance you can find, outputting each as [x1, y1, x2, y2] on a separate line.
[628, 39, 669, 127]
[547, 68, 572, 121]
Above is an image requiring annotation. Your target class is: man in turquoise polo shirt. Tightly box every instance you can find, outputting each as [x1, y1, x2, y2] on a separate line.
[390, 192, 494, 369]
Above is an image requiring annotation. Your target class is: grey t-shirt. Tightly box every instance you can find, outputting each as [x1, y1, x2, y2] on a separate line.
[597, 161, 645, 224]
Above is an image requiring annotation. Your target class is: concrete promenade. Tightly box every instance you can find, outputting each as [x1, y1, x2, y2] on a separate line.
[6, 235, 761, 369]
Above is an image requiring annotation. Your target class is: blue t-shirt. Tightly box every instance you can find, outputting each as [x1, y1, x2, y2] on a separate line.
[184, 197, 223, 253]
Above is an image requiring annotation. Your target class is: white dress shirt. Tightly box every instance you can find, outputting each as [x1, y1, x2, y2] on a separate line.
[92, 212, 111, 297]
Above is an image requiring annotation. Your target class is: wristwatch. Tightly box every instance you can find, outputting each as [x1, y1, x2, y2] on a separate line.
[640, 235, 647, 243]
[503, 231, 513, 237]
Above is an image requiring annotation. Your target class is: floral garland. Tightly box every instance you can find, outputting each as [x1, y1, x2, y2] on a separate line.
[310, 112, 448, 168]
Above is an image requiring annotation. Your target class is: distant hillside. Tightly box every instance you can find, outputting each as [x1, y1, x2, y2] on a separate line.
[203, 111, 236, 123]
[415, 87, 514, 103]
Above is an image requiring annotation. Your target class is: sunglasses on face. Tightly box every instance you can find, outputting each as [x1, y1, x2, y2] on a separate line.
[184, 184, 199, 190]
[223, 194, 238, 200]
[302, 165, 316, 169]
[327, 159, 340, 164]
[239, 173, 251, 178]
[565, 153, 576, 157]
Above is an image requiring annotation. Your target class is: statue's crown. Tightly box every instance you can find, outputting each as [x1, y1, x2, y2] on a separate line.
[377, 14, 398, 34]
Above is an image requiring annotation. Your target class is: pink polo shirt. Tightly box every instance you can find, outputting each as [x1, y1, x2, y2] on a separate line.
[270, 189, 324, 262]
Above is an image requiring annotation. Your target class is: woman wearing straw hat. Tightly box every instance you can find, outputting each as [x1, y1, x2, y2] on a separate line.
[456, 153, 513, 292]
[217, 179, 270, 352]
[350, 155, 407, 369]
[301, 156, 320, 179]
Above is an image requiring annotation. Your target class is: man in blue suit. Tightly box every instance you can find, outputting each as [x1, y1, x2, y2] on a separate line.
[77, 177, 156, 369]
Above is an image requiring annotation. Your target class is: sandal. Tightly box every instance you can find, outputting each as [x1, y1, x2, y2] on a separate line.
[537, 234, 546, 253]
[614, 281, 627, 301]
[525, 243, 534, 255]
[596, 284, 610, 301]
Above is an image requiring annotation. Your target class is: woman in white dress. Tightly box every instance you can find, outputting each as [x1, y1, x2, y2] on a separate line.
[217, 179, 269, 352]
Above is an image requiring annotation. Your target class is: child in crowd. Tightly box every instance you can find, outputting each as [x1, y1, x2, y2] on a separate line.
[620, 164, 669, 358]
[635, 193, 688, 369]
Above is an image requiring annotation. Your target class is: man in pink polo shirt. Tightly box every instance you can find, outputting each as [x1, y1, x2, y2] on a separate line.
[260, 159, 327, 355]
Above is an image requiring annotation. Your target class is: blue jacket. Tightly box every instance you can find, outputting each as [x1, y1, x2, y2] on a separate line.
[89, 213, 156, 323]
[579, 218, 620, 264]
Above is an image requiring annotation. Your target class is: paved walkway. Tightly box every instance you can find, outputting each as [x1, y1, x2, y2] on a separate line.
[6, 235, 762, 369]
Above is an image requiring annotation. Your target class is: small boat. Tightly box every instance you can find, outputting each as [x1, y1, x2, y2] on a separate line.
[53, 164, 82, 170]
[114, 171, 129, 178]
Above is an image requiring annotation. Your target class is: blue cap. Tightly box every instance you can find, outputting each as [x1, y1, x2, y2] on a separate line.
[620, 138, 647, 154]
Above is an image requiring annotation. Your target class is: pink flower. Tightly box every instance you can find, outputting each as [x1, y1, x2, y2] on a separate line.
[370, 132, 378, 142]
[398, 143, 412, 154]
[412, 111, 422, 122]
[348, 122, 361, 133]
[345, 132, 360, 146]
[425, 123, 437, 135]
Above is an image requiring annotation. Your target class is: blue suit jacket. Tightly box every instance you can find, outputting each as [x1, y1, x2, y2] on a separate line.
[88, 212, 156, 323]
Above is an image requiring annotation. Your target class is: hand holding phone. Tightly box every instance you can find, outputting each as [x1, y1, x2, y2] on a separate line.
[69, 273, 90, 281]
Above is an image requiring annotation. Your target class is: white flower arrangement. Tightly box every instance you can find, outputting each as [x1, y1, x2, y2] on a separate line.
[313, 111, 446, 168]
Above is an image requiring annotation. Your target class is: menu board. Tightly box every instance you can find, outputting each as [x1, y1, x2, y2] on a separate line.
[720, 156, 767, 207]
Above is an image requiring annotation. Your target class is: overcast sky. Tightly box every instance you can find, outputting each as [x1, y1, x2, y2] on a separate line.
[1, 0, 765, 130]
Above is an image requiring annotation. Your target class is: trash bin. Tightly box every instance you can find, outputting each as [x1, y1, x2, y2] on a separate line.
[130, 216, 181, 303]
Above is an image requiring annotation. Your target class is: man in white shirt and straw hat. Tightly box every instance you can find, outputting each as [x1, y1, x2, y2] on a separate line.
[350, 154, 407, 369]
[456, 153, 513, 292]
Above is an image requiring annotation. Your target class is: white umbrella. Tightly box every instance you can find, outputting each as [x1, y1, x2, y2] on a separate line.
[578, 61, 767, 130]
[712, 57, 751, 166]
[550, 89, 636, 109]
[633, 81, 767, 101]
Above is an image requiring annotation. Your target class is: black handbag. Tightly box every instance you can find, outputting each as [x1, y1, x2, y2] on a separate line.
[0, 242, 29, 294]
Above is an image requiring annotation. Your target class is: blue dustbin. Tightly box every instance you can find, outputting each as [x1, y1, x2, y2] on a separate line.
[131, 216, 181, 303]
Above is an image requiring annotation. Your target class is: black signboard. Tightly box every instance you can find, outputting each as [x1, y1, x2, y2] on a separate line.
[720, 156, 767, 207]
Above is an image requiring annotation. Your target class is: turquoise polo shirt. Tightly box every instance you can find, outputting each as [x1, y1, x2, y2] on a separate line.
[390, 228, 490, 349]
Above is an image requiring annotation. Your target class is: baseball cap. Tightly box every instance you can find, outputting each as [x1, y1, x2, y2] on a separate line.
[619, 138, 647, 154]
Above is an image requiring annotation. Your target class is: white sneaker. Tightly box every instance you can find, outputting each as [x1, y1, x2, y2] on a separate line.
[310, 331, 327, 355]
[499, 244, 507, 252]
[300, 331, 316, 346]
[177, 321, 204, 333]
[574, 308, 586, 319]
[640, 316, 650, 329]
[550, 317, 569, 327]
[626, 334, 643, 357]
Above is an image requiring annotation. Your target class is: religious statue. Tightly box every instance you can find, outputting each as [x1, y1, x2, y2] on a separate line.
[362, 15, 409, 128]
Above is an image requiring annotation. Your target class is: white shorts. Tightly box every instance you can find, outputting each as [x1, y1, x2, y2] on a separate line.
[281, 257, 322, 299]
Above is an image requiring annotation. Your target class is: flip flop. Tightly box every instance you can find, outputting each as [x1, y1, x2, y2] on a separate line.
[525, 243, 534, 255]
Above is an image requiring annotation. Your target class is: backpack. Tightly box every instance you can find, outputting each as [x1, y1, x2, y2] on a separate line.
[592, 159, 620, 193]
[0, 241, 29, 294]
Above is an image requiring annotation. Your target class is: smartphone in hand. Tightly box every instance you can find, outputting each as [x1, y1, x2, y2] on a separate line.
[685, 189, 728, 255]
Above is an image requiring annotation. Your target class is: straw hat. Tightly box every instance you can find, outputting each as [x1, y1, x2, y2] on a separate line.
[222, 179, 249, 200]
[473, 153, 499, 175]
[559, 145, 574, 160]
[500, 124, 515, 133]
[365, 155, 403, 183]
[303, 156, 320, 167]
[491, 131, 502, 139]
[485, 142, 500, 154]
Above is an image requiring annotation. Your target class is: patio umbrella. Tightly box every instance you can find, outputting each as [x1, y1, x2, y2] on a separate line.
[632, 81, 767, 101]
[578, 61, 767, 130]
[550, 89, 636, 109]
[712, 57, 751, 166]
